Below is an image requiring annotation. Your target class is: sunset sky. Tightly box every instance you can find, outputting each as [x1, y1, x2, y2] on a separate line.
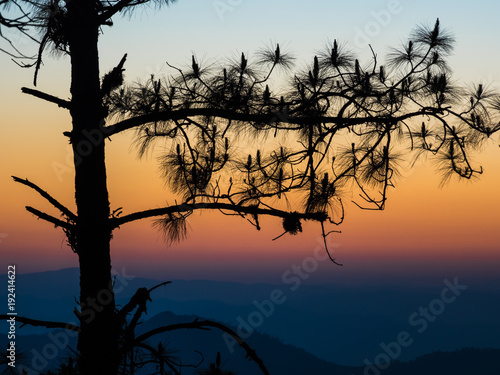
[1, 0, 499, 285]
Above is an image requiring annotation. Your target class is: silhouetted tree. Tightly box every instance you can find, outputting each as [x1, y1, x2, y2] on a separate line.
[1, 1, 500, 374]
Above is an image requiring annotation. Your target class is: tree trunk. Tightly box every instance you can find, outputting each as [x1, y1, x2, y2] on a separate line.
[66, 1, 119, 374]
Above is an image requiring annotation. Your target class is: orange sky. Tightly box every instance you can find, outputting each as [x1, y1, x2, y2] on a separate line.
[1, 97, 499, 282]
[1, 3, 500, 283]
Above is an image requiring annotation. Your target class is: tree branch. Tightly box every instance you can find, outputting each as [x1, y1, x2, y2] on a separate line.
[13, 176, 77, 221]
[105, 107, 445, 138]
[132, 319, 269, 375]
[117, 286, 151, 323]
[25, 206, 74, 230]
[21, 87, 71, 109]
[110, 202, 327, 229]
[98, 0, 151, 24]
[0, 314, 80, 332]
[105, 108, 373, 136]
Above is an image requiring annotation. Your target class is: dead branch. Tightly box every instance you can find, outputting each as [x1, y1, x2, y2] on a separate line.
[25, 206, 74, 230]
[21, 87, 71, 109]
[0, 314, 80, 332]
[13, 176, 77, 221]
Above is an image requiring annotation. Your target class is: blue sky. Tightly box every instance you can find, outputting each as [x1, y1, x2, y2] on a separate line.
[94, 0, 500, 85]
[5, 1, 499, 106]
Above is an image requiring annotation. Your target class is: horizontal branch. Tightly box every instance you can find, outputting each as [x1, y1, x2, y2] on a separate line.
[13, 176, 77, 221]
[105, 108, 378, 136]
[105, 107, 446, 137]
[110, 202, 327, 229]
[0, 314, 80, 332]
[133, 319, 269, 375]
[21, 87, 71, 109]
[26, 206, 73, 230]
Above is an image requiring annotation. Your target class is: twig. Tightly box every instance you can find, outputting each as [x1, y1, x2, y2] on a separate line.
[21, 87, 71, 109]
[321, 222, 343, 266]
[13, 176, 77, 221]
[0, 314, 80, 332]
[25, 206, 73, 230]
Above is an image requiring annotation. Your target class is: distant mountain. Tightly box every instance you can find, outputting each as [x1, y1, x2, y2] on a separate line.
[2, 310, 499, 375]
[134, 310, 356, 375]
[380, 348, 500, 375]
[1, 267, 500, 366]
[132, 311, 500, 375]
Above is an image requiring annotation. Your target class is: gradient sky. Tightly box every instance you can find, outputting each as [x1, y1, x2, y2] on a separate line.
[1, 0, 499, 285]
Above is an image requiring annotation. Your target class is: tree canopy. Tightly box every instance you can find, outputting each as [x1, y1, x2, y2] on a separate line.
[96, 19, 500, 258]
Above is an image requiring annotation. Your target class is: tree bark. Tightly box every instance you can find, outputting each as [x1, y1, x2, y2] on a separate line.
[66, 1, 119, 374]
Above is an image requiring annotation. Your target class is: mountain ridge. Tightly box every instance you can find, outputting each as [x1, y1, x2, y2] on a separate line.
[2, 310, 499, 375]
[1, 267, 499, 366]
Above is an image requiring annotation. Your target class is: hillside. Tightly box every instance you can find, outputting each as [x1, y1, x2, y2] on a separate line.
[1, 267, 500, 371]
[2, 310, 499, 375]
